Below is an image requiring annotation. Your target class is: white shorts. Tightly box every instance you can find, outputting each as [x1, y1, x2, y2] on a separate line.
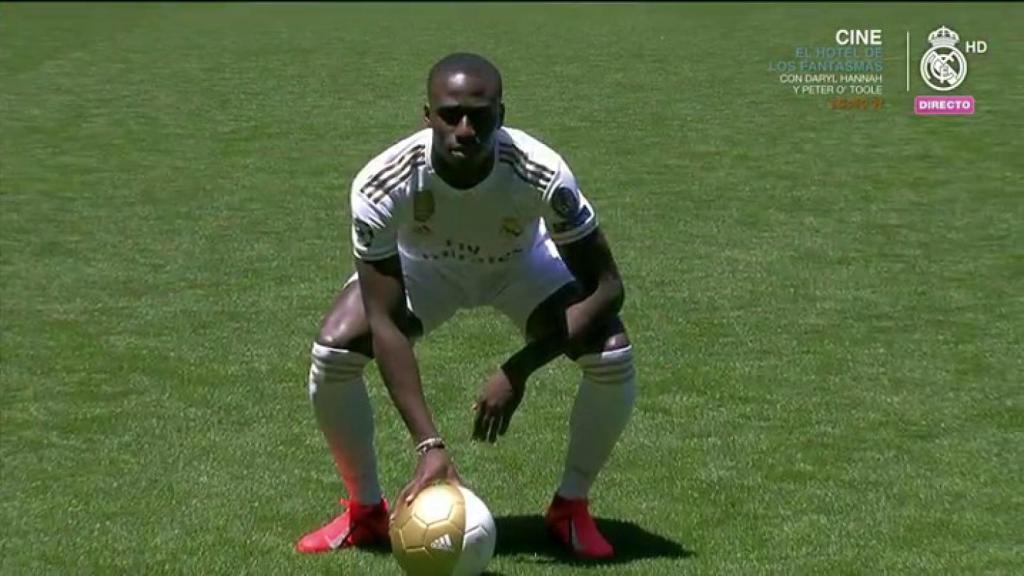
[347, 240, 574, 337]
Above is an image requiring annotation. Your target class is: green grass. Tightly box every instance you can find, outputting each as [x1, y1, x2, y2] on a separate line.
[2, 3, 1022, 574]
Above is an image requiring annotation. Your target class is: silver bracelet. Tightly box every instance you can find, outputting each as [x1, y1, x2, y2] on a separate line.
[415, 437, 445, 456]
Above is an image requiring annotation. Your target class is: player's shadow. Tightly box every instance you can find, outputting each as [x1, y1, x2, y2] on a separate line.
[492, 515, 694, 566]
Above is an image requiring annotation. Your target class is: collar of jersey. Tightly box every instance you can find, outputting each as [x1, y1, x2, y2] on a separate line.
[424, 130, 502, 193]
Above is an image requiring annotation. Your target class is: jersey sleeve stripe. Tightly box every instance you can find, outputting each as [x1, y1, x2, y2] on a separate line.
[498, 143, 556, 176]
[495, 150, 552, 183]
[499, 157, 551, 189]
[361, 151, 426, 203]
[361, 145, 426, 191]
[363, 159, 425, 203]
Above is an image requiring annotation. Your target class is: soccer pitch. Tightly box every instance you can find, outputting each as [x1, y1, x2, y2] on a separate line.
[2, 3, 1021, 574]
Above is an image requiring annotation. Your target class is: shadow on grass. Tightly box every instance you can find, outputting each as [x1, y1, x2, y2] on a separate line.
[354, 540, 393, 556]
[493, 515, 694, 566]
[349, 515, 690, 573]
[357, 540, 513, 575]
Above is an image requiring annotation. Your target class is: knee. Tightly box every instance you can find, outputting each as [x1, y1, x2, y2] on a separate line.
[317, 321, 373, 357]
[575, 344, 636, 386]
[566, 316, 630, 361]
[308, 342, 372, 399]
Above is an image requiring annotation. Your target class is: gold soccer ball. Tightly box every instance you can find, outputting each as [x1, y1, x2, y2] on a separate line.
[389, 484, 496, 576]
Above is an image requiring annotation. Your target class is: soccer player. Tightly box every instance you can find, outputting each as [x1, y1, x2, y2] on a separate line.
[296, 53, 636, 560]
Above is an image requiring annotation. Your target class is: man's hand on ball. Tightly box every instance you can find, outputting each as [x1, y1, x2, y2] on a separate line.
[472, 368, 525, 443]
[398, 448, 461, 506]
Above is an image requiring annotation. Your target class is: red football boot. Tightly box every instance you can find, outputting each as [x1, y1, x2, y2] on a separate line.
[545, 494, 614, 560]
[295, 498, 389, 553]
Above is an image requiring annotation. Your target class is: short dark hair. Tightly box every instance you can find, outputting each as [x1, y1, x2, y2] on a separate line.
[426, 52, 503, 99]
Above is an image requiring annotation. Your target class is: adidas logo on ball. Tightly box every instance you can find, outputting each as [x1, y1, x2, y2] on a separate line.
[430, 534, 454, 552]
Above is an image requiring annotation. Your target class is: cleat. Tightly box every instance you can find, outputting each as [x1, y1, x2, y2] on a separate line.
[544, 494, 614, 560]
[295, 498, 389, 553]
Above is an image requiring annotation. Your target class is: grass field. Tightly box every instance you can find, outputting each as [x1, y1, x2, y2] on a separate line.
[2, 3, 1022, 574]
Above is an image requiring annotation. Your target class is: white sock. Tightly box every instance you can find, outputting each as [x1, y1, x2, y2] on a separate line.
[308, 342, 383, 505]
[557, 345, 637, 500]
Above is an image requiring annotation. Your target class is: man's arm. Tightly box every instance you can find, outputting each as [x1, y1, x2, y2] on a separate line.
[473, 154, 623, 442]
[356, 255, 439, 443]
[472, 227, 623, 442]
[501, 227, 624, 383]
[359, 254, 462, 499]
[556, 226, 625, 350]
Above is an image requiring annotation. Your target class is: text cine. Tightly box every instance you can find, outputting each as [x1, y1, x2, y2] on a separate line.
[835, 30, 882, 46]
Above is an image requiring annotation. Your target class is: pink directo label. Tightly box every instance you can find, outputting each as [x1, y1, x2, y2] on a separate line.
[915, 95, 975, 115]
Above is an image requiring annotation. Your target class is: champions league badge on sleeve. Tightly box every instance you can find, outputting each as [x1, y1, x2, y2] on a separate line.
[914, 26, 987, 116]
[353, 218, 374, 250]
[551, 186, 581, 220]
[549, 186, 593, 234]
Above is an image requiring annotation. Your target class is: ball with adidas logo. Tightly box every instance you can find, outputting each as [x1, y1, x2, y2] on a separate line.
[389, 483, 497, 576]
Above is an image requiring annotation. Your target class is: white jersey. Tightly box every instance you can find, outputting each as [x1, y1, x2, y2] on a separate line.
[349, 127, 598, 264]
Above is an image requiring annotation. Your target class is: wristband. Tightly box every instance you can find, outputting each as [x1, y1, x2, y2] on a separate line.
[415, 437, 446, 456]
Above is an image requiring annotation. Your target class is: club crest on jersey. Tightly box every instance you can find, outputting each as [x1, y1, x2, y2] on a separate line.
[353, 218, 374, 248]
[413, 187, 435, 222]
[551, 186, 580, 220]
[500, 217, 523, 237]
